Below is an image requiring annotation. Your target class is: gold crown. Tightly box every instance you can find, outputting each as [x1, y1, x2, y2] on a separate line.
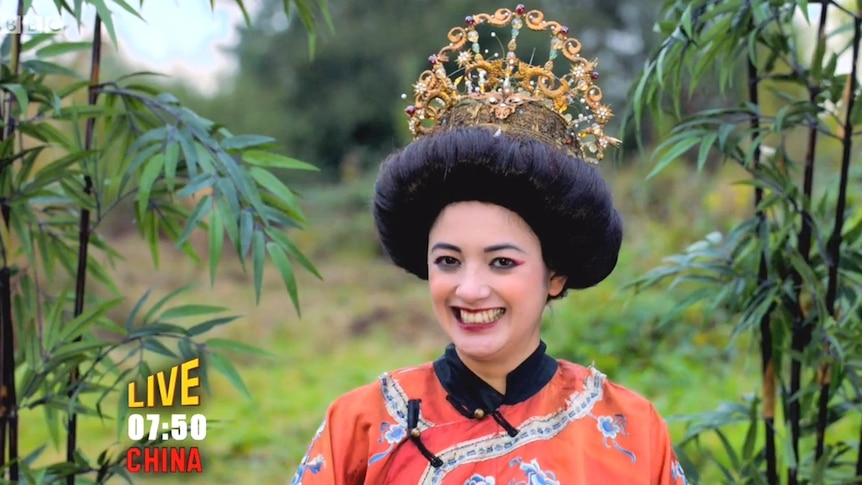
[404, 5, 621, 162]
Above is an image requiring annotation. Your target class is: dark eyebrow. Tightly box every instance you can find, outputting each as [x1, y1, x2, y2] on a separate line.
[429, 243, 525, 254]
[484, 244, 525, 254]
[430, 242, 461, 253]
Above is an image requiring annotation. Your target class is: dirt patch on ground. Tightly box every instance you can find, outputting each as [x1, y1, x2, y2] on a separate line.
[347, 304, 443, 344]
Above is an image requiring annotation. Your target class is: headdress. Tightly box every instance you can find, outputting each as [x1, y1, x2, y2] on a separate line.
[373, 5, 624, 293]
[404, 4, 620, 163]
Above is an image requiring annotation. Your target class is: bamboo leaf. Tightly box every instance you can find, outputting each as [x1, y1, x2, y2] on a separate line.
[243, 150, 319, 171]
[45, 403, 61, 448]
[214, 174, 240, 224]
[266, 241, 300, 316]
[217, 152, 267, 219]
[239, 208, 254, 259]
[0, 83, 29, 116]
[22, 33, 57, 52]
[294, 0, 319, 57]
[10, 204, 35, 269]
[267, 228, 320, 279]
[21, 59, 83, 78]
[207, 351, 251, 399]
[17, 121, 77, 149]
[142, 338, 177, 358]
[142, 285, 194, 324]
[127, 322, 189, 339]
[36, 41, 93, 58]
[178, 338, 197, 362]
[233, 0, 252, 26]
[49, 339, 111, 362]
[164, 142, 180, 192]
[135, 153, 165, 210]
[116, 386, 130, 441]
[57, 297, 124, 344]
[176, 194, 211, 247]
[177, 128, 200, 176]
[222, 134, 276, 151]
[187, 316, 240, 337]
[217, 192, 240, 251]
[177, 174, 214, 200]
[59, 177, 98, 211]
[120, 142, 160, 195]
[697, 132, 718, 172]
[90, 0, 119, 49]
[248, 166, 303, 216]
[205, 337, 273, 357]
[648, 137, 700, 179]
[160, 304, 228, 321]
[252, 230, 265, 304]
[208, 201, 224, 285]
[86, 253, 121, 296]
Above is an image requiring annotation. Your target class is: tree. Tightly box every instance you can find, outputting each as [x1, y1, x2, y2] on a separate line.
[0, 0, 329, 482]
[194, 0, 663, 181]
[629, 0, 862, 483]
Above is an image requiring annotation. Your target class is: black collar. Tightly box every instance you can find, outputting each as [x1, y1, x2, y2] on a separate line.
[432, 340, 558, 415]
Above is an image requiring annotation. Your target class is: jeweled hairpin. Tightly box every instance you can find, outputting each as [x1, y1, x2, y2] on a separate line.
[403, 4, 620, 162]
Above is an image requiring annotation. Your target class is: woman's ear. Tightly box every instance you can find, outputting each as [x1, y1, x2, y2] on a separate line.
[548, 272, 568, 298]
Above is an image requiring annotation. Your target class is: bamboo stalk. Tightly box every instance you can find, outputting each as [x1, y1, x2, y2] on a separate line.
[828, 11, 862, 479]
[0, 268, 16, 483]
[815, 357, 831, 459]
[66, 14, 103, 485]
[0, 1, 26, 481]
[787, 5, 830, 482]
[813, 0, 861, 472]
[748, 39, 778, 485]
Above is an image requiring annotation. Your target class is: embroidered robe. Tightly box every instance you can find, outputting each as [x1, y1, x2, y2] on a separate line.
[290, 343, 689, 485]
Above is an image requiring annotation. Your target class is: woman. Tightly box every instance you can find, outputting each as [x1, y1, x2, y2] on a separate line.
[291, 5, 689, 484]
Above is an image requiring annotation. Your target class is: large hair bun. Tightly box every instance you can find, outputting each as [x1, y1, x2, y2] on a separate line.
[373, 127, 623, 291]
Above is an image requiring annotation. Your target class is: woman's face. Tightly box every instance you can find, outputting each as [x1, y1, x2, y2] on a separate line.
[427, 201, 567, 369]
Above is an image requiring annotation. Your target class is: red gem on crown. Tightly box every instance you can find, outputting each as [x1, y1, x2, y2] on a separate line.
[405, 105, 416, 116]
[465, 15, 475, 26]
[516, 4, 526, 15]
[591, 71, 600, 80]
[559, 26, 569, 37]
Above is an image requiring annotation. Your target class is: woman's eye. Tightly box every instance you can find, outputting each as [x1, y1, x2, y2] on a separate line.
[434, 256, 460, 267]
[491, 257, 517, 269]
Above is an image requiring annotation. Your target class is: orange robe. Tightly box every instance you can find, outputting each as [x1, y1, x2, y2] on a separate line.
[291, 344, 689, 484]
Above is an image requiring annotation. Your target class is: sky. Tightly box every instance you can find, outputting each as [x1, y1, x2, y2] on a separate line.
[2, 1, 856, 96]
[2, 0, 259, 95]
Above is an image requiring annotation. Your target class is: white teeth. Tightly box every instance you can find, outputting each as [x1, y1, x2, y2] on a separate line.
[458, 308, 505, 324]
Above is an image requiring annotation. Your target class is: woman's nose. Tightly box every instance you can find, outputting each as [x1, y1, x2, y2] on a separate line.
[454, 269, 491, 301]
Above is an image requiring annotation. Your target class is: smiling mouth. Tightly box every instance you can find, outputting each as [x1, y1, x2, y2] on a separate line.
[452, 307, 506, 324]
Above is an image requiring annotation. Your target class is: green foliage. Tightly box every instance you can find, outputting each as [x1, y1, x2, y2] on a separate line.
[0, 0, 328, 483]
[630, 0, 862, 483]
[180, 0, 662, 180]
[9, 157, 763, 484]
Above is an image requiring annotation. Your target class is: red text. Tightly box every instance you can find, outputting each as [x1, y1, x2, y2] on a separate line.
[126, 446, 203, 474]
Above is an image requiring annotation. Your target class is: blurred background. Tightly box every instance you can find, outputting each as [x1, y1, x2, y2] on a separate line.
[6, 0, 788, 482]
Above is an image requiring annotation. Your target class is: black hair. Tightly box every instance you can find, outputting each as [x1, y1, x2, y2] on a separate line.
[372, 127, 623, 293]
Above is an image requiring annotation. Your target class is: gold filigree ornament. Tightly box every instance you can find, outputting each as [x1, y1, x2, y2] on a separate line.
[402, 4, 621, 162]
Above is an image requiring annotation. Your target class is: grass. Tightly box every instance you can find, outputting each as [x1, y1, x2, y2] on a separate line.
[22, 237, 450, 484]
[19, 162, 767, 484]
